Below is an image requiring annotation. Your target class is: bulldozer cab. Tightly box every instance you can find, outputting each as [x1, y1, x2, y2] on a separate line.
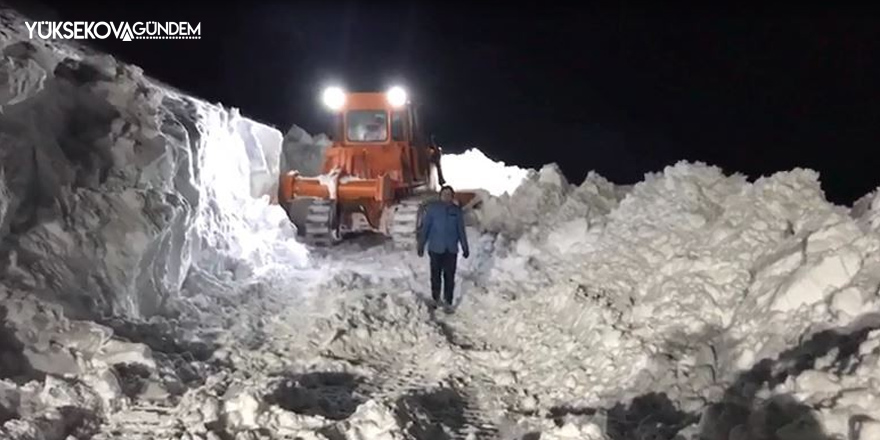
[325, 91, 427, 147]
[316, 88, 437, 187]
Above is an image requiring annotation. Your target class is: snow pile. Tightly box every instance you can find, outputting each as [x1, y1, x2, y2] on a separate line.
[144, 153, 878, 440]
[0, 284, 170, 439]
[453, 161, 880, 438]
[852, 186, 880, 232]
[440, 148, 529, 196]
[280, 124, 331, 178]
[473, 163, 622, 247]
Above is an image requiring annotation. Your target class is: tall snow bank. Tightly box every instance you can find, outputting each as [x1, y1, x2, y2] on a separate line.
[0, 8, 307, 319]
[0, 8, 311, 438]
[459, 160, 880, 438]
[440, 148, 529, 196]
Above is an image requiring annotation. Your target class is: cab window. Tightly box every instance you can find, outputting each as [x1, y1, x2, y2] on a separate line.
[346, 110, 388, 142]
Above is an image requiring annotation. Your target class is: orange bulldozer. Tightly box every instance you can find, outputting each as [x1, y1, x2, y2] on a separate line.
[278, 86, 479, 246]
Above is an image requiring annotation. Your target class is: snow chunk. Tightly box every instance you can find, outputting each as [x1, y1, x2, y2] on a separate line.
[223, 390, 264, 431]
[806, 221, 862, 255]
[852, 186, 880, 232]
[547, 218, 590, 254]
[859, 420, 880, 440]
[770, 250, 862, 313]
[538, 163, 567, 187]
[0, 169, 9, 238]
[793, 370, 840, 401]
[541, 421, 607, 440]
[281, 124, 331, 177]
[0, 43, 48, 107]
[829, 286, 865, 318]
[94, 339, 156, 370]
[341, 400, 404, 440]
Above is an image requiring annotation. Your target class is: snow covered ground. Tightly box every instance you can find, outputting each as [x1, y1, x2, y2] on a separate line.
[3, 5, 880, 440]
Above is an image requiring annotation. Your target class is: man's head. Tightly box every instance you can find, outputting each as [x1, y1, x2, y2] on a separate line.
[366, 115, 384, 130]
[439, 185, 454, 203]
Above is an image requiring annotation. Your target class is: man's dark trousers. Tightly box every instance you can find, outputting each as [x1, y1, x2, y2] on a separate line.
[429, 251, 457, 305]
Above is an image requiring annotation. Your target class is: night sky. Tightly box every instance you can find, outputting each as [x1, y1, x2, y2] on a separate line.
[19, 1, 880, 205]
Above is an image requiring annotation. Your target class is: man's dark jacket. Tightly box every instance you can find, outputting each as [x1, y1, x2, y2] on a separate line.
[418, 201, 469, 255]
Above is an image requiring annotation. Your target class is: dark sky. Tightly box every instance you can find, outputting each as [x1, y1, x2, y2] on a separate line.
[20, 1, 880, 204]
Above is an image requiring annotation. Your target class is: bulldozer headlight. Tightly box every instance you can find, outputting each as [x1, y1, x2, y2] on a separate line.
[386, 86, 407, 107]
[322, 87, 346, 110]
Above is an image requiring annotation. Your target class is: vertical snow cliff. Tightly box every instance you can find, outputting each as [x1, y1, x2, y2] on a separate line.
[0, 8, 305, 320]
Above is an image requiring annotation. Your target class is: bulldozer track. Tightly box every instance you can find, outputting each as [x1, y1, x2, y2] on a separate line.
[303, 199, 340, 246]
[361, 361, 502, 440]
[389, 198, 425, 249]
[93, 403, 180, 440]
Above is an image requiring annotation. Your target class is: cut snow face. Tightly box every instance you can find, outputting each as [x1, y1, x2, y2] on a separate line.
[0, 7, 308, 321]
[440, 148, 530, 196]
[0, 7, 316, 439]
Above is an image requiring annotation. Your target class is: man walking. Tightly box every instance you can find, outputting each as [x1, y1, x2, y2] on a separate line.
[417, 185, 470, 311]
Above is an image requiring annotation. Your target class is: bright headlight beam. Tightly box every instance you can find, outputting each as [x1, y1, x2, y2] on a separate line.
[322, 87, 346, 110]
[386, 86, 407, 107]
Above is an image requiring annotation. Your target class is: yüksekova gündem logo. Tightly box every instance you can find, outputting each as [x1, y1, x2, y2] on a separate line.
[25, 21, 201, 41]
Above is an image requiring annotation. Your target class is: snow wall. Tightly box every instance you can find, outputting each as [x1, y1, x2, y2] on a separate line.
[0, 8, 308, 321]
[434, 158, 880, 438]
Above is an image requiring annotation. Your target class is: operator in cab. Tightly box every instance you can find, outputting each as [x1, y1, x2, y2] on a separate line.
[362, 114, 387, 141]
